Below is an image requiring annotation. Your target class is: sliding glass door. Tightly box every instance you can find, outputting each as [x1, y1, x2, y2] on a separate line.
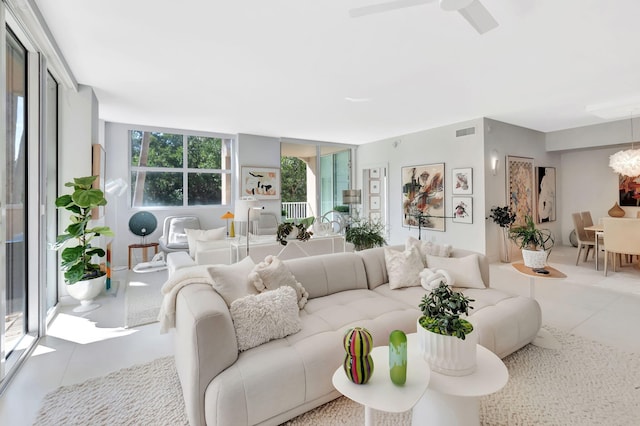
[3, 27, 28, 362]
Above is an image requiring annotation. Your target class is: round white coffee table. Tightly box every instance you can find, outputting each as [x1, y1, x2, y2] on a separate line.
[412, 341, 509, 426]
[332, 338, 430, 426]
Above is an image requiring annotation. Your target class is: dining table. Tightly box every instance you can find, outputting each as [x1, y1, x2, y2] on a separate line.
[584, 224, 604, 270]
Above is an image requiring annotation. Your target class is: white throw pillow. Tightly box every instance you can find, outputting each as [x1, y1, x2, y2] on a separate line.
[405, 236, 452, 265]
[384, 246, 424, 290]
[230, 286, 302, 352]
[196, 239, 229, 252]
[419, 268, 455, 292]
[207, 256, 258, 306]
[425, 254, 485, 289]
[185, 227, 226, 258]
[248, 255, 309, 309]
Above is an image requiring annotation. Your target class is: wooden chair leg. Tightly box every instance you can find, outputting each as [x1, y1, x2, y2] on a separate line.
[576, 245, 584, 265]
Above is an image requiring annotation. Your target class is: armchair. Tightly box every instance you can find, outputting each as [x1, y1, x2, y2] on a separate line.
[158, 215, 200, 253]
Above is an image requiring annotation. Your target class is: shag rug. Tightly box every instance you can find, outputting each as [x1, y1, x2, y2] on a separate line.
[35, 327, 640, 426]
[124, 270, 166, 328]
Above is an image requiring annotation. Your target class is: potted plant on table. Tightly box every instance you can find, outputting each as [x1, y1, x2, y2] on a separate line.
[417, 281, 476, 376]
[54, 175, 114, 312]
[345, 218, 386, 251]
[276, 221, 313, 246]
[488, 206, 516, 262]
[509, 215, 554, 269]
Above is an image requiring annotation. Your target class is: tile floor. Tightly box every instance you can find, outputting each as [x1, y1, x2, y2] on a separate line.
[1, 244, 639, 425]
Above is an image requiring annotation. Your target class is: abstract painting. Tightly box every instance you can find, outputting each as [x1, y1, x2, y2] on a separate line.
[402, 163, 445, 232]
[452, 196, 472, 224]
[506, 156, 535, 227]
[452, 167, 472, 195]
[241, 166, 280, 199]
[619, 174, 640, 206]
[536, 167, 556, 222]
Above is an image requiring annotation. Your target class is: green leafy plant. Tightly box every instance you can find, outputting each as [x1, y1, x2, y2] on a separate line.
[333, 205, 350, 213]
[345, 218, 386, 251]
[276, 222, 313, 246]
[509, 215, 554, 250]
[53, 176, 114, 284]
[418, 282, 475, 340]
[488, 206, 516, 228]
[281, 208, 287, 217]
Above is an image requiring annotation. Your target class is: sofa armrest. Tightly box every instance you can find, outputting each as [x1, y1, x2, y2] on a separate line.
[174, 283, 238, 426]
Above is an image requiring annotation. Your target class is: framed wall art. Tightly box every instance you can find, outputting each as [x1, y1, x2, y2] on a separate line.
[536, 166, 556, 223]
[452, 167, 472, 195]
[370, 168, 380, 179]
[370, 196, 381, 210]
[506, 156, 535, 226]
[370, 179, 380, 194]
[401, 163, 445, 232]
[452, 196, 472, 224]
[618, 174, 640, 207]
[241, 166, 280, 199]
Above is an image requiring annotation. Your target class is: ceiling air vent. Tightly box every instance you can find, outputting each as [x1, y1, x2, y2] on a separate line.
[456, 127, 476, 137]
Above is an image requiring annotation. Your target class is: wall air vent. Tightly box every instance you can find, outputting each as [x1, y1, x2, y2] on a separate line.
[456, 127, 476, 137]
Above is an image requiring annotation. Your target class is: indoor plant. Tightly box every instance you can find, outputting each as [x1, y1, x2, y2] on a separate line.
[509, 215, 554, 268]
[344, 218, 386, 251]
[54, 175, 114, 310]
[488, 205, 516, 262]
[276, 221, 313, 246]
[417, 281, 477, 376]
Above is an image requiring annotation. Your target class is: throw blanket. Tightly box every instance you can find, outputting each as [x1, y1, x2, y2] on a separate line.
[157, 265, 215, 333]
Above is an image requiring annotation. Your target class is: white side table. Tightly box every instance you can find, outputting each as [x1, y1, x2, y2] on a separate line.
[512, 262, 566, 349]
[412, 343, 508, 426]
[332, 338, 430, 426]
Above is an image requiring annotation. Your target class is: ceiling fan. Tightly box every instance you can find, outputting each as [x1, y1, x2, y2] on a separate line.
[349, 0, 498, 35]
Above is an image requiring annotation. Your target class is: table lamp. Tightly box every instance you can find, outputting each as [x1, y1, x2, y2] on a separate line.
[221, 211, 235, 237]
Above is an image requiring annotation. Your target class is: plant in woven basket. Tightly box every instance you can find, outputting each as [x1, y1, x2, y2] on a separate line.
[345, 217, 386, 251]
[418, 282, 474, 340]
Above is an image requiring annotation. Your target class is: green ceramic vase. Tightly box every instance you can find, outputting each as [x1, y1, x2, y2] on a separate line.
[389, 330, 407, 385]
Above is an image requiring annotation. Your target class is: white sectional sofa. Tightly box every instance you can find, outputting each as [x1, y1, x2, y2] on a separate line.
[169, 245, 541, 426]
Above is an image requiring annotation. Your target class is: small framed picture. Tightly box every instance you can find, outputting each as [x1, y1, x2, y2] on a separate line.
[452, 196, 472, 224]
[370, 196, 381, 210]
[452, 168, 472, 195]
[370, 211, 381, 222]
[370, 180, 380, 194]
[370, 168, 380, 179]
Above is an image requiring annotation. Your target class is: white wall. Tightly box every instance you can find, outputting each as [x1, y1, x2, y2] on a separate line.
[357, 118, 487, 253]
[58, 84, 99, 295]
[483, 119, 561, 261]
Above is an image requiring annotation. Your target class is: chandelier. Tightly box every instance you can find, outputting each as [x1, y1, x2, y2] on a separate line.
[609, 115, 640, 176]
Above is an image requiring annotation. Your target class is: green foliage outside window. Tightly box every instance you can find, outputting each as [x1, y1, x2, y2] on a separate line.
[280, 156, 307, 203]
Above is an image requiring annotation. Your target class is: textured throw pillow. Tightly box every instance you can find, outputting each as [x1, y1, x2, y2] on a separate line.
[384, 246, 424, 290]
[185, 227, 226, 258]
[230, 286, 302, 352]
[207, 256, 258, 306]
[405, 236, 453, 265]
[196, 239, 229, 252]
[419, 268, 455, 292]
[248, 255, 309, 309]
[425, 254, 485, 289]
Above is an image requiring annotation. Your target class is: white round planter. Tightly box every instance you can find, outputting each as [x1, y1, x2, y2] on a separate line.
[521, 249, 548, 269]
[417, 318, 477, 376]
[67, 275, 105, 312]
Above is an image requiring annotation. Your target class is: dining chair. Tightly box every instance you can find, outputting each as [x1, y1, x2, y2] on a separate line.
[571, 212, 596, 265]
[602, 218, 640, 276]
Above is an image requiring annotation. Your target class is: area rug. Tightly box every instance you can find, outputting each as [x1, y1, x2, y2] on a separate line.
[124, 270, 166, 328]
[35, 327, 640, 426]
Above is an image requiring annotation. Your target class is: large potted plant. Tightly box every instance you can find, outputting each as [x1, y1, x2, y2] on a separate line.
[417, 281, 476, 376]
[345, 218, 386, 251]
[54, 175, 114, 311]
[488, 206, 516, 262]
[509, 215, 554, 269]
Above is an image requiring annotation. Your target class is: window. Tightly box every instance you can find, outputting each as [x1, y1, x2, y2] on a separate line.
[130, 130, 232, 207]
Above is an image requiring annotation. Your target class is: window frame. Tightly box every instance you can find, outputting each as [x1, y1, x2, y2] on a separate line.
[129, 128, 234, 209]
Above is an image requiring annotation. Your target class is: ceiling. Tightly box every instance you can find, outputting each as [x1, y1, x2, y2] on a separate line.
[33, 0, 640, 145]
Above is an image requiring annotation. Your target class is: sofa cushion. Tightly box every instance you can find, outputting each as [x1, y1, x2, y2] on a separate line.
[230, 286, 302, 352]
[208, 256, 258, 306]
[249, 255, 309, 309]
[406, 236, 452, 265]
[425, 253, 485, 289]
[185, 227, 226, 258]
[384, 246, 423, 289]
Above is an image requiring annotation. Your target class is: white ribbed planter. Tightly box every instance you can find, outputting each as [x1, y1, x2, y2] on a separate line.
[417, 318, 477, 376]
[522, 249, 548, 269]
[67, 275, 105, 313]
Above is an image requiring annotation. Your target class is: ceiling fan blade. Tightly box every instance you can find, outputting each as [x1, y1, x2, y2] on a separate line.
[458, 0, 498, 34]
[349, 0, 434, 18]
